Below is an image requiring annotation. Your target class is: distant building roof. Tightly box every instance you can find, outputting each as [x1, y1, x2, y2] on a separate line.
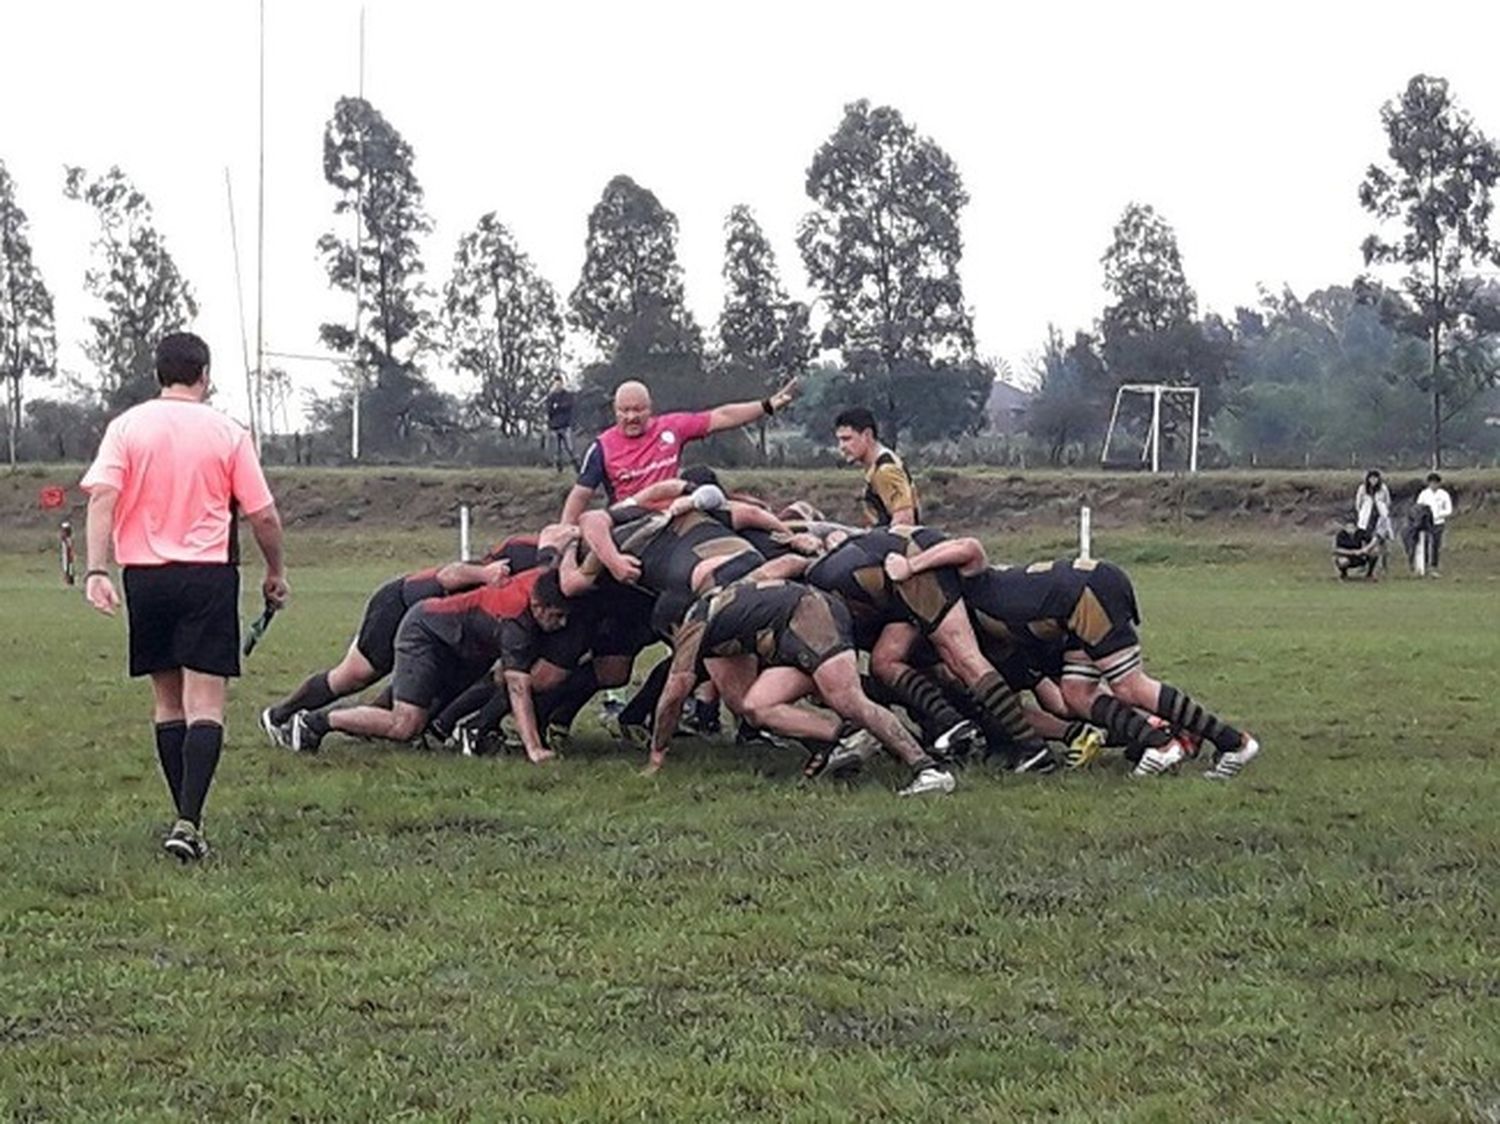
[986, 381, 1032, 434]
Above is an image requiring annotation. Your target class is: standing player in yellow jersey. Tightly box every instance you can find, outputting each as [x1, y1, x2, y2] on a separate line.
[833, 407, 919, 526]
[80, 333, 288, 862]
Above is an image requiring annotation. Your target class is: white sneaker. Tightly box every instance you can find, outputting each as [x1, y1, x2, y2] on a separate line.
[288, 711, 323, 754]
[897, 766, 957, 797]
[259, 707, 287, 748]
[933, 719, 978, 757]
[1205, 736, 1260, 780]
[1132, 738, 1185, 777]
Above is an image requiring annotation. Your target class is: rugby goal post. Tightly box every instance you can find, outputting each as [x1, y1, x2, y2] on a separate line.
[1100, 384, 1200, 473]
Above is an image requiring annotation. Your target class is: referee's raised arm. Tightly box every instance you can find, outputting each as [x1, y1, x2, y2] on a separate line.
[79, 331, 288, 864]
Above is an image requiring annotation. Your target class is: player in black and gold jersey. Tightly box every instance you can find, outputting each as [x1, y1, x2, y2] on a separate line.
[834, 408, 920, 527]
[888, 538, 1261, 780]
[645, 578, 956, 797]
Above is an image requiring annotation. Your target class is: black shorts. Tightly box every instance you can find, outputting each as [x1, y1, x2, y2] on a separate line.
[353, 578, 408, 675]
[773, 590, 854, 674]
[596, 588, 658, 657]
[391, 616, 488, 710]
[123, 563, 241, 678]
[1067, 562, 1142, 660]
[893, 567, 964, 635]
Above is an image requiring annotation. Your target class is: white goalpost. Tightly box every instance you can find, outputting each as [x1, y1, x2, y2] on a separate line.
[1100, 383, 1201, 473]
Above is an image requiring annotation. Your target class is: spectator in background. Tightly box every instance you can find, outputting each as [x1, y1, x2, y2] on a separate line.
[1415, 472, 1454, 576]
[1332, 519, 1378, 580]
[558, 377, 799, 523]
[544, 377, 577, 474]
[1354, 469, 1393, 569]
[833, 407, 919, 527]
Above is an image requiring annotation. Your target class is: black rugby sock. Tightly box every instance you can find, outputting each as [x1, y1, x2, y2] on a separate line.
[538, 666, 600, 729]
[430, 679, 497, 739]
[619, 658, 671, 727]
[178, 722, 224, 828]
[154, 720, 187, 814]
[889, 669, 968, 737]
[473, 687, 514, 734]
[973, 671, 1045, 754]
[1089, 696, 1171, 750]
[270, 671, 338, 725]
[1157, 685, 1243, 754]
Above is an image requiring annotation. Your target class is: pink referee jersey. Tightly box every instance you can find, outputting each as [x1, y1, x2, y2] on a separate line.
[575, 411, 712, 502]
[80, 399, 275, 566]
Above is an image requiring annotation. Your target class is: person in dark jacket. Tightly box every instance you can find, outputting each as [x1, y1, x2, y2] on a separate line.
[544, 377, 577, 473]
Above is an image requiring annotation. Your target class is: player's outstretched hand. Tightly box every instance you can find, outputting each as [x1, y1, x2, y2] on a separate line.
[263, 571, 290, 610]
[85, 573, 120, 617]
[483, 559, 511, 585]
[769, 377, 800, 413]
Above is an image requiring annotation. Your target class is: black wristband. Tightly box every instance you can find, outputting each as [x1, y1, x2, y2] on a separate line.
[85, 568, 110, 580]
[761, 397, 774, 417]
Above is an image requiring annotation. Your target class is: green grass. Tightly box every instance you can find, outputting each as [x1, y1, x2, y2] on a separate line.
[2, 526, 1498, 1121]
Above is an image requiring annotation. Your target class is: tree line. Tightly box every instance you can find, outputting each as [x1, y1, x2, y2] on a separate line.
[2, 75, 1498, 469]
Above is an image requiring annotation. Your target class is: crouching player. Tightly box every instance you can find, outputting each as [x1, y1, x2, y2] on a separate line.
[261, 556, 511, 744]
[888, 541, 1260, 779]
[647, 579, 957, 797]
[288, 568, 571, 763]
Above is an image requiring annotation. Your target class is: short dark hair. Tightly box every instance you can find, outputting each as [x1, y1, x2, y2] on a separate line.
[681, 464, 721, 489]
[156, 332, 210, 387]
[834, 407, 878, 438]
[1426, 472, 1443, 484]
[532, 568, 568, 610]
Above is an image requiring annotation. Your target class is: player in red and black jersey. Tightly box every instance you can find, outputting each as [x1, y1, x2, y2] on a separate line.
[260, 556, 512, 746]
[890, 538, 1261, 780]
[289, 568, 572, 762]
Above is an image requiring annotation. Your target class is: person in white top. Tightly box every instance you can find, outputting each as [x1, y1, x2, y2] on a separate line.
[1354, 468, 1394, 571]
[1415, 472, 1454, 575]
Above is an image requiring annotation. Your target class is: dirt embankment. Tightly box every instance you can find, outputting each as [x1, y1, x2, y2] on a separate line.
[5, 465, 1497, 539]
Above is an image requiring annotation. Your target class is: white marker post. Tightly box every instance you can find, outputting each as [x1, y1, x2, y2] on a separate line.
[1413, 531, 1427, 577]
[1079, 505, 1092, 562]
[459, 504, 472, 563]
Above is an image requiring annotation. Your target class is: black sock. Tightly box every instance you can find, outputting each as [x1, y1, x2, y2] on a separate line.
[910, 754, 938, 773]
[269, 671, 338, 725]
[890, 669, 968, 736]
[430, 678, 497, 739]
[538, 665, 600, 729]
[154, 720, 187, 815]
[620, 658, 671, 726]
[973, 672, 1045, 754]
[1089, 696, 1171, 750]
[1157, 685, 1243, 754]
[473, 686, 513, 733]
[303, 708, 333, 738]
[178, 722, 223, 828]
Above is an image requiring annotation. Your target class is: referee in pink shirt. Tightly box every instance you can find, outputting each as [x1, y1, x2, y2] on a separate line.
[81, 332, 288, 863]
[558, 377, 799, 523]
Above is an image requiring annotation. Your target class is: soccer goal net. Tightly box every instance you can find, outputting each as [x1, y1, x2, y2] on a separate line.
[1100, 384, 1200, 473]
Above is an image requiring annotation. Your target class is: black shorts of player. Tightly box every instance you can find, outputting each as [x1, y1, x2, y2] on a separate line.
[123, 563, 241, 678]
[353, 577, 408, 676]
[775, 590, 855, 673]
[1067, 562, 1142, 659]
[702, 585, 854, 675]
[390, 616, 490, 710]
[893, 565, 964, 635]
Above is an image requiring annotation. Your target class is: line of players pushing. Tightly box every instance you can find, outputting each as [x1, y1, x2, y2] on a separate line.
[259, 470, 1261, 798]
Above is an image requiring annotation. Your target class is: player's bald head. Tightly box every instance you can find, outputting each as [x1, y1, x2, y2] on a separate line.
[614, 381, 651, 410]
[613, 380, 653, 436]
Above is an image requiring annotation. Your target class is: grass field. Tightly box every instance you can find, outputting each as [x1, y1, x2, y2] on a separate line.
[2, 522, 1498, 1121]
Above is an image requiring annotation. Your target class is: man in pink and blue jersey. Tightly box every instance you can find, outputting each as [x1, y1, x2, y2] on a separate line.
[558, 377, 799, 523]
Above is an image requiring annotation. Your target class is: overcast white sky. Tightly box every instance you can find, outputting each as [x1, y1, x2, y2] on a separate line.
[4, 0, 1499, 428]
